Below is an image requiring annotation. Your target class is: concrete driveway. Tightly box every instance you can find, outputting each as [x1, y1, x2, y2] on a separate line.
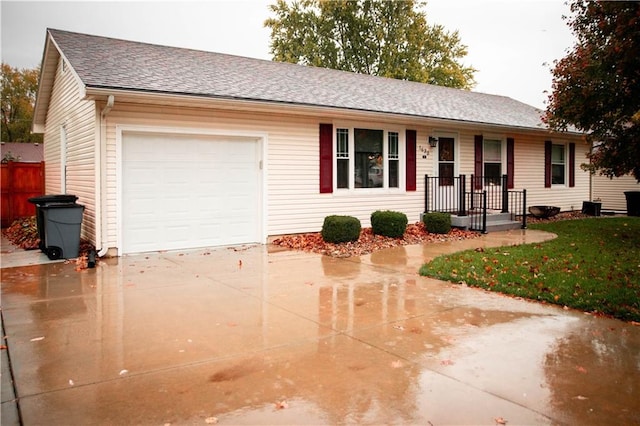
[1, 230, 639, 425]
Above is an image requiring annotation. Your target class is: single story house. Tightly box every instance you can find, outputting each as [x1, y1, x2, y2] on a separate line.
[33, 29, 588, 256]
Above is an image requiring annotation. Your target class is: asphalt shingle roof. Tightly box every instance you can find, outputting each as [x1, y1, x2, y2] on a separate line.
[49, 28, 548, 130]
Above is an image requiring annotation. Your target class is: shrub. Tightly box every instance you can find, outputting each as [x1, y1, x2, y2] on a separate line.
[321, 215, 361, 243]
[371, 210, 408, 238]
[423, 212, 451, 234]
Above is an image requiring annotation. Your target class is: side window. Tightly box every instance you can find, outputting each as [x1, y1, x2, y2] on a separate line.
[60, 125, 67, 193]
[552, 144, 565, 185]
[483, 139, 502, 185]
[388, 132, 399, 188]
[336, 128, 349, 189]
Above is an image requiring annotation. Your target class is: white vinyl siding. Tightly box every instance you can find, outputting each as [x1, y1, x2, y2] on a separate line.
[592, 174, 640, 211]
[42, 58, 97, 242]
[510, 135, 589, 211]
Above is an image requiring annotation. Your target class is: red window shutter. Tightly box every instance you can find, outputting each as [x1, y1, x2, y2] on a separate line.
[319, 123, 333, 193]
[474, 135, 483, 189]
[569, 142, 576, 187]
[544, 140, 552, 188]
[507, 137, 515, 189]
[406, 130, 416, 191]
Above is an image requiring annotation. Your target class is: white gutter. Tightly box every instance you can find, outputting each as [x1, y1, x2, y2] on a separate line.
[96, 95, 114, 257]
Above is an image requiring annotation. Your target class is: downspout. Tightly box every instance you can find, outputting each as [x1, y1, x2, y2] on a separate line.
[96, 95, 114, 257]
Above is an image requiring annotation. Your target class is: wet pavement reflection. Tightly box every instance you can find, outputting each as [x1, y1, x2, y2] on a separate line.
[1, 230, 639, 425]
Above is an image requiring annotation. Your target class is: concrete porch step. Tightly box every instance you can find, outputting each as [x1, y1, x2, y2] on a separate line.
[485, 220, 524, 232]
[450, 212, 524, 232]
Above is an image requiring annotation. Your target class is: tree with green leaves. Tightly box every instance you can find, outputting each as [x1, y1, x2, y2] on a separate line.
[264, 0, 476, 89]
[1, 63, 42, 143]
[545, 1, 640, 181]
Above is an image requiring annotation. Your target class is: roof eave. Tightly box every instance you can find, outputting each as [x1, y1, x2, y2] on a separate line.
[32, 32, 57, 133]
[84, 86, 582, 137]
[33, 30, 87, 133]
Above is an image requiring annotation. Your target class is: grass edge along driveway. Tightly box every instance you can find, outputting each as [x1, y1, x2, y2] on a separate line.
[419, 217, 640, 323]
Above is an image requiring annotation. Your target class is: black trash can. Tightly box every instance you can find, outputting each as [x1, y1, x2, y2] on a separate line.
[28, 195, 79, 252]
[40, 203, 85, 260]
[625, 191, 640, 217]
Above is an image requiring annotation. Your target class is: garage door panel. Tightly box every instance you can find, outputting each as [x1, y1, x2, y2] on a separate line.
[122, 133, 261, 254]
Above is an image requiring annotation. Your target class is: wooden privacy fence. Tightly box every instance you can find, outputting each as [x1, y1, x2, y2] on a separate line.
[1, 161, 45, 227]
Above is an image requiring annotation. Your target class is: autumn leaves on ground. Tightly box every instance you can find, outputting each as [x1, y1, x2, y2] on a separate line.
[272, 222, 480, 257]
[420, 216, 640, 323]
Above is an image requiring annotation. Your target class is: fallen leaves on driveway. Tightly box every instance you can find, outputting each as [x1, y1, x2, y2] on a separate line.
[272, 222, 480, 257]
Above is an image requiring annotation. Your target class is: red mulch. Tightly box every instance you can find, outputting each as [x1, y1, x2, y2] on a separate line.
[271, 222, 481, 257]
[526, 210, 590, 224]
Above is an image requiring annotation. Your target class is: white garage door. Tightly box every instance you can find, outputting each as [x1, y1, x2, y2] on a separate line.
[122, 132, 261, 254]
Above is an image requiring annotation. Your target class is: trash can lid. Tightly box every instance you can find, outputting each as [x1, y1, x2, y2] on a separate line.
[28, 194, 79, 204]
[40, 202, 85, 209]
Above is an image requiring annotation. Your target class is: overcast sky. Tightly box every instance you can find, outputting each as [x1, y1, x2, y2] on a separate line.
[1, 0, 575, 109]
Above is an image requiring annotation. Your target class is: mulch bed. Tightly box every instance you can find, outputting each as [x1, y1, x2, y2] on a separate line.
[274, 211, 598, 258]
[272, 222, 481, 257]
[526, 210, 591, 224]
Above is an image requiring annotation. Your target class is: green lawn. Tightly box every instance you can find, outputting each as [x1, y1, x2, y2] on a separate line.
[419, 217, 640, 322]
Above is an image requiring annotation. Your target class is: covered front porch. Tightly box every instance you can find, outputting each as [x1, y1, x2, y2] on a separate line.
[424, 174, 527, 233]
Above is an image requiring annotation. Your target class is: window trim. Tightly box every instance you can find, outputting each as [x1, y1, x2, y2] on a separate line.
[60, 125, 67, 193]
[551, 143, 567, 186]
[482, 137, 505, 186]
[545, 140, 575, 188]
[333, 122, 406, 193]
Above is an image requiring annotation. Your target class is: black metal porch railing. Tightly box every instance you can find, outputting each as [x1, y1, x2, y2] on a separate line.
[469, 174, 508, 212]
[508, 189, 527, 230]
[425, 174, 527, 232]
[424, 174, 467, 216]
[467, 190, 488, 233]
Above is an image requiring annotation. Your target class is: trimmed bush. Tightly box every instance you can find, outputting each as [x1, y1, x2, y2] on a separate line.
[371, 210, 408, 238]
[423, 212, 451, 234]
[321, 215, 362, 243]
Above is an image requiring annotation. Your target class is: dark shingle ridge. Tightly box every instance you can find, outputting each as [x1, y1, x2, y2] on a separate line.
[48, 28, 548, 130]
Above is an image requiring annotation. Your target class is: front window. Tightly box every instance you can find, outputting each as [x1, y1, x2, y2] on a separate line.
[552, 144, 565, 185]
[335, 126, 402, 190]
[484, 139, 502, 185]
